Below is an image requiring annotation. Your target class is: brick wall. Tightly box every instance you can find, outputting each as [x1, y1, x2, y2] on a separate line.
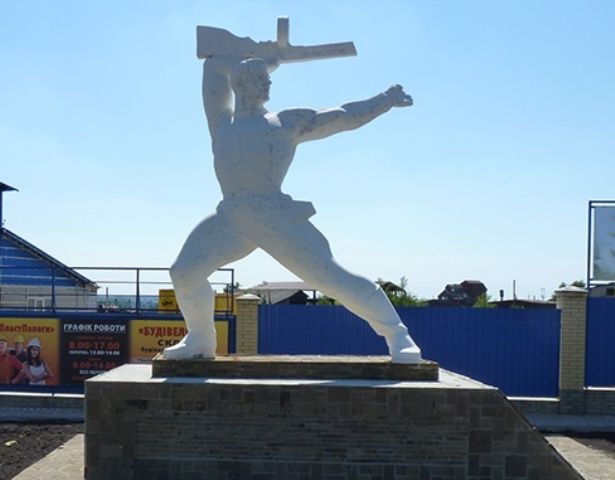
[85, 365, 581, 480]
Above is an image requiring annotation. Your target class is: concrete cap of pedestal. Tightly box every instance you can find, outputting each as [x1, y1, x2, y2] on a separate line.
[236, 293, 260, 301]
[555, 286, 587, 295]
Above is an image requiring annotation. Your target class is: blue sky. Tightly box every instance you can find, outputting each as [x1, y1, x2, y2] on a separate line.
[1, 1, 614, 299]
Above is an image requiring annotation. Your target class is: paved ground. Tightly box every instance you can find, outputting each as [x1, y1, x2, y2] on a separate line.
[12, 434, 84, 480]
[547, 435, 615, 480]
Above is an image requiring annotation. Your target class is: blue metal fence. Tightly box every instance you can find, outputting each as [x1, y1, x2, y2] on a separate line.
[586, 297, 615, 387]
[258, 305, 561, 397]
[400, 307, 560, 397]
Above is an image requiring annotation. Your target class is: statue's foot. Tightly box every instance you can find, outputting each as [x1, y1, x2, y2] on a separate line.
[387, 334, 422, 364]
[163, 332, 216, 360]
[390, 345, 422, 364]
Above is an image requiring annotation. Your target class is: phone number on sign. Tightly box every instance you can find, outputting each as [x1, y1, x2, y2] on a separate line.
[72, 361, 118, 370]
[68, 341, 120, 350]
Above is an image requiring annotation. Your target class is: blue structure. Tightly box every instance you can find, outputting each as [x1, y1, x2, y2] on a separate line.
[586, 297, 615, 387]
[258, 304, 561, 397]
[0, 228, 97, 309]
[400, 307, 560, 397]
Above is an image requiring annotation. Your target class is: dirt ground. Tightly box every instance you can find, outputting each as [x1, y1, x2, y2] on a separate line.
[0, 422, 84, 480]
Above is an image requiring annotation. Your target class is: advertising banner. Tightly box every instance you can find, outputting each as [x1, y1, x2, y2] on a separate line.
[593, 207, 615, 281]
[0, 317, 60, 386]
[130, 319, 229, 363]
[60, 318, 129, 383]
[158, 289, 179, 312]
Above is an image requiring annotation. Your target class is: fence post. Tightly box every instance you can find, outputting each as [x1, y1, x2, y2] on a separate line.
[235, 294, 260, 355]
[555, 286, 588, 414]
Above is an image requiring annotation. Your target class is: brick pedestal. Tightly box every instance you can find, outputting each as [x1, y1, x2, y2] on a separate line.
[85, 360, 581, 480]
[555, 286, 588, 414]
[235, 294, 259, 355]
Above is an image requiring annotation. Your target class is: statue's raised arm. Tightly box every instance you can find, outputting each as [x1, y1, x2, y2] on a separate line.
[201, 56, 235, 139]
[198, 17, 356, 140]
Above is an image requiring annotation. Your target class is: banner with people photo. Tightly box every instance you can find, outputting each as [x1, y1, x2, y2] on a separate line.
[0, 316, 232, 386]
[0, 317, 60, 386]
[60, 318, 129, 384]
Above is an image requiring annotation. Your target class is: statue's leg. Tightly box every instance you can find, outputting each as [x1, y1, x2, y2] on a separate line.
[163, 214, 256, 360]
[260, 220, 422, 363]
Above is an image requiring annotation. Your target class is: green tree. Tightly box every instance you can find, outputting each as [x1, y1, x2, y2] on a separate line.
[379, 276, 427, 307]
[473, 293, 495, 308]
[315, 295, 339, 305]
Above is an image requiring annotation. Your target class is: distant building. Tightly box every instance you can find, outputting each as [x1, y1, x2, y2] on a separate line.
[0, 228, 98, 310]
[0, 182, 97, 311]
[248, 281, 316, 305]
[589, 283, 615, 298]
[490, 299, 556, 309]
[428, 280, 487, 307]
[376, 280, 406, 297]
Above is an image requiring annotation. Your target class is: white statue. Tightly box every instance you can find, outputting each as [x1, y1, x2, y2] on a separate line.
[164, 18, 422, 363]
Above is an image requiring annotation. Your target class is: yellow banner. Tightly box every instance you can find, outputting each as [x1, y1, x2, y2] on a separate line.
[158, 289, 178, 311]
[129, 319, 229, 363]
[0, 317, 60, 386]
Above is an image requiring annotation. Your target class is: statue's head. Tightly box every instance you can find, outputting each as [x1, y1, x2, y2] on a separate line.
[231, 58, 271, 106]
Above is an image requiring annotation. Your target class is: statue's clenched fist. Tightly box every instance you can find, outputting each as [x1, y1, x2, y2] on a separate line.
[385, 84, 413, 107]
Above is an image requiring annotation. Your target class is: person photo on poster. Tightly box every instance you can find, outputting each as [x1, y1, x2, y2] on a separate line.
[9, 335, 27, 363]
[0, 334, 24, 384]
[19, 338, 54, 386]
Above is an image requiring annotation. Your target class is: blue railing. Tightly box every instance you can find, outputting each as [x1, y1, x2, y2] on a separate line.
[0, 265, 235, 316]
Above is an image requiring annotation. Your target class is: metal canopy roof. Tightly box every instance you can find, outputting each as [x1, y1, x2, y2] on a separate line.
[249, 281, 316, 291]
[0, 182, 18, 193]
